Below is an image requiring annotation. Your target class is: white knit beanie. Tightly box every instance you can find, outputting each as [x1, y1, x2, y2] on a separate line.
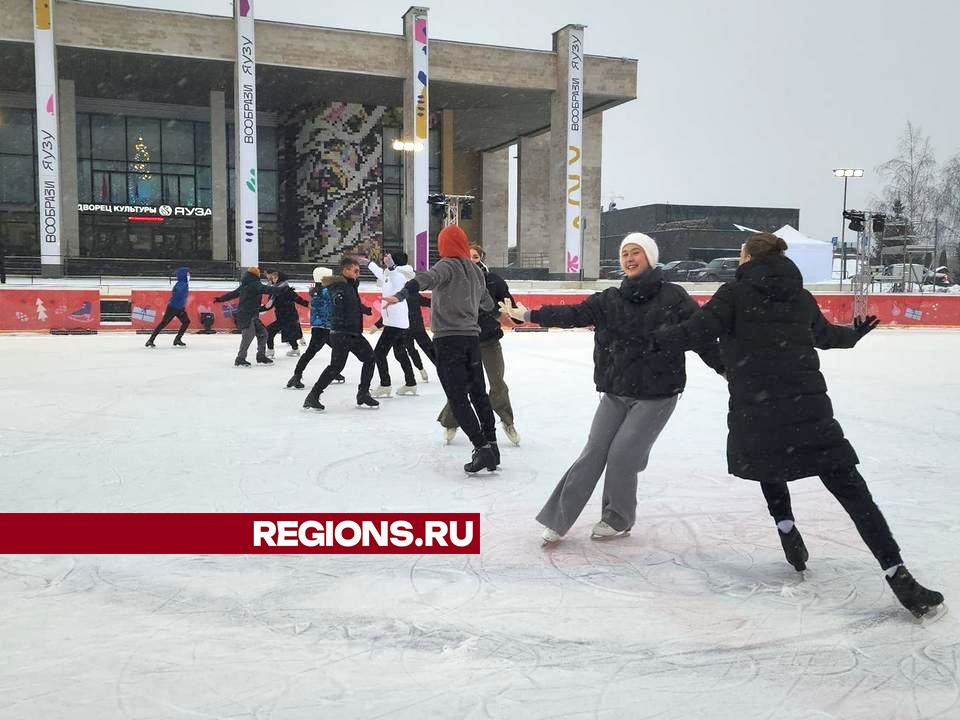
[620, 233, 659, 267]
[312, 267, 332, 282]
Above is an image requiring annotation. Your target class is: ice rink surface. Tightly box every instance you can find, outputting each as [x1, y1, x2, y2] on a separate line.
[1, 329, 958, 719]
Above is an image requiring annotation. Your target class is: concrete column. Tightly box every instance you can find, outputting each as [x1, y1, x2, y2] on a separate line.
[441, 110, 454, 194]
[481, 146, 509, 267]
[452, 148, 482, 244]
[58, 79, 79, 260]
[581, 113, 602, 279]
[210, 90, 228, 261]
[550, 24, 585, 277]
[517, 132, 554, 272]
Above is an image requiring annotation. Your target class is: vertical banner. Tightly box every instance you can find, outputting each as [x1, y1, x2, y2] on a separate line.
[564, 28, 585, 275]
[412, 11, 430, 271]
[234, 0, 259, 268]
[33, 0, 61, 268]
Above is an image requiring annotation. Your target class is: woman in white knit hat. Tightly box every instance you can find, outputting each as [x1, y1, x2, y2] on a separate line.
[501, 233, 725, 543]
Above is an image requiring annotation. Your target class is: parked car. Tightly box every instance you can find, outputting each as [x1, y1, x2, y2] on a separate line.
[661, 260, 707, 282]
[924, 267, 954, 287]
[691, 257, 740, 282]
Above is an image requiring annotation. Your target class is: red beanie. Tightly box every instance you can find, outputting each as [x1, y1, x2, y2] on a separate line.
[438, 225, 471, 259]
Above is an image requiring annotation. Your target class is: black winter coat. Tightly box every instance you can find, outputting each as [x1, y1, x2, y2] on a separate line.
[479, 269, 517, 344]
[653, 255, 860, 482]
[530, 268, 724, 399]
[324, 275, 371, 335]
[267, 278, 309, 343]
[215, 270, 276, 328]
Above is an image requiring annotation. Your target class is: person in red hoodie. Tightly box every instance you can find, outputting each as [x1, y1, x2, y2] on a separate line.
[384, 225, 499, 473]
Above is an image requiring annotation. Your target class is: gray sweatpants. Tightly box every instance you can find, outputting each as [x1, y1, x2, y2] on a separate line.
[237, 318, 267, 360]
[536, 393, 678, 536]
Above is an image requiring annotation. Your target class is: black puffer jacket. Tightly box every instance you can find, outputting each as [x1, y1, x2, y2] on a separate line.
[653, 254, 860, 482]
[478, 268, 518, 344]
[215, 270, 276, 328]
[324, 275, 371, 335]
[267, 273, 309, 342]
[530, 268, 724, 399]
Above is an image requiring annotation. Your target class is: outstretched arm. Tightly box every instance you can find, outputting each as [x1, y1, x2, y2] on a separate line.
[654, 284, 735, 353]
[501, 293, 605, 329]
[213, 287, 240, 302]
[809, 293, 874, 349]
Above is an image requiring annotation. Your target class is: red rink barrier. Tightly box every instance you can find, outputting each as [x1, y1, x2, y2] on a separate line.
[2, 288, 960, 331]
[0, 513, 481, 554]
[0, 288, 99, 331]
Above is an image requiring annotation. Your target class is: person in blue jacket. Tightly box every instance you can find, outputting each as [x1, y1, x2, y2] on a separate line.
[145, 266, 191, 347]
[285, 267, 345, 389]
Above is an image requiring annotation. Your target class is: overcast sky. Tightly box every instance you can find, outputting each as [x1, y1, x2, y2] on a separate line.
[94, 0, 960, 242]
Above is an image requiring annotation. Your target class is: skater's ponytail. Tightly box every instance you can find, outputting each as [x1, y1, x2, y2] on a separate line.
[744, 233, 788, 259]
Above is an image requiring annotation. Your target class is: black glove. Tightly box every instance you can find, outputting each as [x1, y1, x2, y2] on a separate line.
[213, 296, 223, 303]
[361, 304, 373, 316]
[854, 315, 879, 338]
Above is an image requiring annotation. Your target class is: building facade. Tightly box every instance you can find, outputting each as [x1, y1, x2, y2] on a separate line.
[0, 0, 637, 277]
[600, 203, 801, 267]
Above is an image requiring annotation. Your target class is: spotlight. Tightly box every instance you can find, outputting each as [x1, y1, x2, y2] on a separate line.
[843, 209, 865, 233]
[461, 201, 473, 220]
[391, 139, 404, 151]
[872, 214, 886, 233]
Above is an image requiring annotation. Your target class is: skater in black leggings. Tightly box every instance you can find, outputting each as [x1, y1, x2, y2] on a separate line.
[146, 266, 190, 347]
[653, 232, 943, 617]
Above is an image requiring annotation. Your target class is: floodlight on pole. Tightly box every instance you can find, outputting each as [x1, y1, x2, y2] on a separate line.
[392, 139, 405, 151]
[402, 141, 415, 152]
[833, 168, 865, 282]
[833, 168, 864, 178]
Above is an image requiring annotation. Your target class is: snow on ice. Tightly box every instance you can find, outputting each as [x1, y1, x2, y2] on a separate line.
[0, 330, 958, 719]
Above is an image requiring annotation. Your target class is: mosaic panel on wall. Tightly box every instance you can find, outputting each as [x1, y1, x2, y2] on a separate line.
[279, 102, 386, 263]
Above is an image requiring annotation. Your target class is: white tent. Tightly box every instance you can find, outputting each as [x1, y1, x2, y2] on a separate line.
[773, 224, 834, 284]
[735, 224, 834, 284]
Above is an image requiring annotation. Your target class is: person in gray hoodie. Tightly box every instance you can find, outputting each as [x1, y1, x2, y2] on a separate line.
[383, 225, 499, 474]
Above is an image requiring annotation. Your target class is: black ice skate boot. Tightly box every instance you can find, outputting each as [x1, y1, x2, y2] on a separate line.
[256, 353, 273, 364]
[173, 338, 187, 347]
[286, 375, 304, 389]
[334, 374, 346, 384]
[464, 444, 498, 473]
[484, 432, 500, 466]
[356, 391, 380, 408]
[145, 338, 157, 348]
[235, 358, 252, 367]
[779, 526, 809, 572]
[302, 390, 324, 411]
[886, 566, 944, 618]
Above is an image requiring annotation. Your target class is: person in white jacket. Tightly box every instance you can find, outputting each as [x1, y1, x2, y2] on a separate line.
[368, 251, 418, 397]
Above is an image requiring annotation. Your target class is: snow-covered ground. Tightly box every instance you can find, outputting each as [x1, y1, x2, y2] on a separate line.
[1, 330, 959, 719]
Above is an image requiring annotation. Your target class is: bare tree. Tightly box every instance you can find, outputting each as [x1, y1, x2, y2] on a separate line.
[939, 154, 960, 275]
[877, 121, 939, 242]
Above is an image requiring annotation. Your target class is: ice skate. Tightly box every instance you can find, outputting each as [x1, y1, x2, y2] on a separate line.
[591, 521, 630, 540]
[886, 566, 944, 618]
[464, 444, 498, 473]
[396, 384, 417, 396]
[372, 385, 392, 398]
[286, 348, 300, 357]
[286, 375, 304, 389]
[778, 526, 809, 572]
[503, 424, 520, 446]
[144, 339, 157, 348]
[443, 427, 457, 445]
[419, 368, 429, 382]
[302, 392, 324, 412]
[333, 374, 346, 384]
[541, 527, 562, 546]
[256, 354, 273, 365]
[356, 391, 380, 408]
[266, 348, 275, 358]
[173, 339, 187, 347]
[235, 358, 251, 367]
